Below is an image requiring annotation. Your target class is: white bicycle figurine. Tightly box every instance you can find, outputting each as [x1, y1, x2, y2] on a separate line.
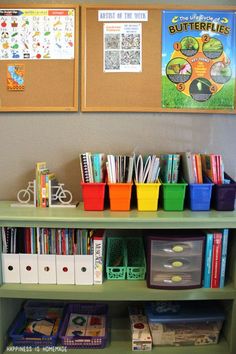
[51, 183, 72, 204]
[17, 181, 35, 204]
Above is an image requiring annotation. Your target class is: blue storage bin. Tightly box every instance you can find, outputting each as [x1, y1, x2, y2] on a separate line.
[8, 301, 64, 347]
[188, 177, 213, 211]
[145, 301, 225, 346]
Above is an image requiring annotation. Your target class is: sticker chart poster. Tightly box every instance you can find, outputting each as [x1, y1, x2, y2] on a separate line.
[162, 10, 235, 110]
[0, 9, 74, 60]
[104, 23, 142, 72]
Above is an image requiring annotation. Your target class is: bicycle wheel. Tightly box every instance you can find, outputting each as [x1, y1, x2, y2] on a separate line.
[17, 189, 31, 203]
[59, 190, 72, 204]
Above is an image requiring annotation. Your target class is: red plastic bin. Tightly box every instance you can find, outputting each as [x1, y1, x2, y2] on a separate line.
[81, 182, 106, 211]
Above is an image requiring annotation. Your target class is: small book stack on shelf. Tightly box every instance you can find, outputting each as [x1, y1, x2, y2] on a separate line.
[203, 229, 229, 288]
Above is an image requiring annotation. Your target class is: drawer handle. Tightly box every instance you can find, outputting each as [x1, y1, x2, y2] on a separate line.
[171, 275, 182, 283]
[171, 261, 183, 268]
[172, 245, 184, 253]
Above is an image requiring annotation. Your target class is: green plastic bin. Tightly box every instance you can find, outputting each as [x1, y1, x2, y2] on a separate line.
[106, 237, 127, 280]
[161, 179, 187, 211]
[126, 237, 146, 280]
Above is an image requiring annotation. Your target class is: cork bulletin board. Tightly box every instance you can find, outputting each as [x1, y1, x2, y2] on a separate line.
[81, 4, 236, 114]
[0, 4, 79, 112]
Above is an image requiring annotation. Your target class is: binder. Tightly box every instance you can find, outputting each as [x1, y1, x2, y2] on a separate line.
[74, 255, 93, 285]
[38, 254, 57, 284]
[2, 253, 20, 283]
[19, 254, 38, 284]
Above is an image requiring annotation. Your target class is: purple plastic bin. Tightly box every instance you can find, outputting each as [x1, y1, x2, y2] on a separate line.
[59, 303, 108, 349]
[212, 173, 236, 211]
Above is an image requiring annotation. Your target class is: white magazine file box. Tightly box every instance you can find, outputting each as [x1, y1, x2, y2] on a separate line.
[75, 255, 93, 285]
[20, 254, 38, 283]
[56, 255, 75, 284]
[38, 254, 56, 284]
[2, 253, 20, 283]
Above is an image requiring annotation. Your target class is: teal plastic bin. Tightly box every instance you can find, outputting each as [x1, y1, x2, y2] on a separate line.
[106, 237, 127, 280]
[126, 237, 146, 280]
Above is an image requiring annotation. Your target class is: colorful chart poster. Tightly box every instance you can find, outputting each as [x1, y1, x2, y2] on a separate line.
[104, 23, 142, 72]
[7, 64, 24, 90]
[0, 9, 74, 60]
[162, 10, 235, 110]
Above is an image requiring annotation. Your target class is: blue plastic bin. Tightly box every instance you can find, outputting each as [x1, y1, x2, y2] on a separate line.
[188, 177, 213, 211]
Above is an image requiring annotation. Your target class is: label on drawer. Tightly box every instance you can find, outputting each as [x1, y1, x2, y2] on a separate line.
[172, 245, 184, 253]
[172, 261, 183, 268]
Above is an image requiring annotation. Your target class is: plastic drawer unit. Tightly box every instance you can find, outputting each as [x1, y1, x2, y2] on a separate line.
[146, 231, 205, 289]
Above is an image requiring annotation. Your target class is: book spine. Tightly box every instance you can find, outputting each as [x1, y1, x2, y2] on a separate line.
[93, 231, 105, 284]
[195, 153, 203, 184]
[160, 154, 172, 183]
[220, 229, 229, 288]
[203, 233, 213, 288]
[92, 153, 101, 183]
[171, 154, 180, 183]
[210, 154, 218, 184]
[192, 154, 198, 184]
[211, 232, 223, 288]
[41, 173, 47, 208]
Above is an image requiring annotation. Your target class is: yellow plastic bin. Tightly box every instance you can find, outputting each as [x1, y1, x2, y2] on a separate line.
[108, 183, 133, 211]
[161, 180, 187, 211]
[136, 182, 161, 211]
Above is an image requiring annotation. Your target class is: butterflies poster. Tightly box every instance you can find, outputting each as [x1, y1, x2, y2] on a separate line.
[162, 10, 235, 110]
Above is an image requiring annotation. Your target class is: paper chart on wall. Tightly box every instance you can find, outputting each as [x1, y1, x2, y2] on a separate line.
[104, 22, 142, 72]
[0, 9, 75, 60]
[162, 10, 235, 110]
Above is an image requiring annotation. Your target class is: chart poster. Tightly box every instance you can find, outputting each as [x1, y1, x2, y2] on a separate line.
[7, 64, 24, 90]
[162, 10, 235, 110]
[0, 9, 74, 60]
[104, 23, 142, 72]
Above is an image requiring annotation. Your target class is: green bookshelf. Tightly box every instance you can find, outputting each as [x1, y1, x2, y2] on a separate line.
[0, 201, 236, 354]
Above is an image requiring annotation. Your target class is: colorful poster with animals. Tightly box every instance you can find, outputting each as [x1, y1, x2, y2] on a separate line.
[0, 9, 74, 60]
[7, 64, 24, 90]
[162, 10, 235, 110]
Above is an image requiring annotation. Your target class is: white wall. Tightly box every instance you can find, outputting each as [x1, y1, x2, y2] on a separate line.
[0, 0, 235, 202]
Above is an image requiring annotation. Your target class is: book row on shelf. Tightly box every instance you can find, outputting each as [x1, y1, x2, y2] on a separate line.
[5, 299, 226, 350]
[1, 227, 229, 289]
[79, 152, 226, 185]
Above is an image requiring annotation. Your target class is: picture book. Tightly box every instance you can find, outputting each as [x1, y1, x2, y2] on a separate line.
[160, 154, 172, 183]
[181, 152, 195, 184]
[92, 229, 106, 285]
[171, 154, 180, 183]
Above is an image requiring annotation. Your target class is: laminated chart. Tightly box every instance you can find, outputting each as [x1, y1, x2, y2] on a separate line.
[0, 8, 75, 60]
[162, 10, 235, 110]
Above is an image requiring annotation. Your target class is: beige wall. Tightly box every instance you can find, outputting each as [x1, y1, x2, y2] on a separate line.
[0, 0, 236, 202]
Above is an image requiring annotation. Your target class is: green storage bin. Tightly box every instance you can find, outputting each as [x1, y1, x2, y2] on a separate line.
[126, 237, 146, 280]
[162, 179, 187, 211]
[106, 237, 127, 280]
